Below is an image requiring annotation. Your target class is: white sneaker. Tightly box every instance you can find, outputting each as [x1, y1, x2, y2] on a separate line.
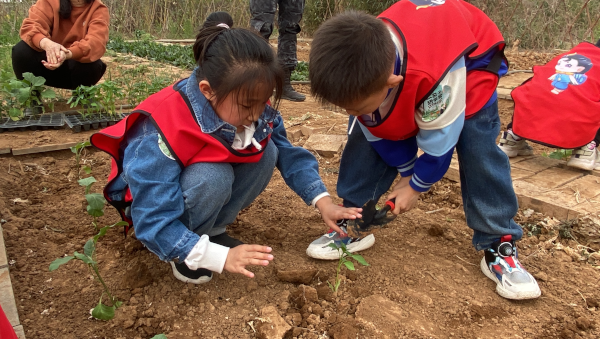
[498, 131, 534, 158]
[567, 142, 598, 171]
[306, 220, 375, 260]
[481, 235, 541, 300]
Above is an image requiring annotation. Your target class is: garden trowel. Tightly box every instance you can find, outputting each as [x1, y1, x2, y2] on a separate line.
[346, 198, 396, 238]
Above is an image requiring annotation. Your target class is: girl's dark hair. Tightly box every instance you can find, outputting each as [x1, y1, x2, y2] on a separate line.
[59, 0, 95, 19]
[193, 12, 283, 109]
[203, 11, 234, 29]
[560, 54, 593, 74]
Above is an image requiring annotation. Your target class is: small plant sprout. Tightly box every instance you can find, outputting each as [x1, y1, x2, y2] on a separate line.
[1, 72, 55, 120]
[70, 140, 91, 176]
[151, 335, 168, 339]
[68, 85, 101, 119]
[327, 242, 369, 293]
[49, 220, 129, 321]
[78, 176, 106, 230]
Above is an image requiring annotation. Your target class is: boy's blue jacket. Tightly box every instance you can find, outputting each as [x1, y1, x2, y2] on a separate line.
[92, 70, 327, 262]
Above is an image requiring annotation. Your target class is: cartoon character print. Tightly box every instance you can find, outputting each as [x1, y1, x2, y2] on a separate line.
[548, 53, 593, 94]
[409, 0, 445, 10]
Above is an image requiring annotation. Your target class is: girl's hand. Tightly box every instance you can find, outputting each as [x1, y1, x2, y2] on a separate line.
[315, 196, 362, 236]
[39, 38, 64, 64]
[223, 245, 273, 278]
[387, 179, 420, 215]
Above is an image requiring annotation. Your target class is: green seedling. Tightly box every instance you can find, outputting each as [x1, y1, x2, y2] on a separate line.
[542, 149, 572, 160]
[49, 220, 128, 320]
[0, 72, 55, 120]
[70, 140, 91, 177]
[291, 61, 309, 81]
[68, 85, 101, 119]
[151, 335, 168, 339]
[78, 176, 106, 230]
[327, 242, 369, 292]
[98, 80, 124, 119]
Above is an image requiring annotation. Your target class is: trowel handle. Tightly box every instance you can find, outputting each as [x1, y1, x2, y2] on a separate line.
[383, 198, 396, 212]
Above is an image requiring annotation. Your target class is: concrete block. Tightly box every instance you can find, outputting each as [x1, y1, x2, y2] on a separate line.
[444, 159, 460, 183]
[516, 194, 572, 220]
[287, 128, 303, 142]
[510, 167, 535, 181]
[511, 156, 563, 173]
[0, 225, 6, 268]
[593, 168, 600, 178]
[508, 155, 534, 165]
[303, 134, 347, 158]
[513, 180, 548, 197]
[300, 126, 328, 137]
[521, 167, 584, 189]
[13, 325, 25, 339]
[572, 200, 600, 214]
[558, 175, 600, 200]
[0, 267, 19, 327]
[497, 87, 513, 100]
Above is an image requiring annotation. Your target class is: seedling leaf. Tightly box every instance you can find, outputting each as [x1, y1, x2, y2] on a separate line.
[343, 261, 355, 271]
[49, 256, 74, 271]
[78, 177, 97, 188]
[151, 335, 168, 339]
[83, 166, 92, 174]
[86, 193, 106, 217]
[327, 243, 339, 251]
[350, 254, 370, 266]
[74, 251, 94, 265]
[92, 298, 116, 321]
[93, 221, 128, 242]
[83, 238, 95, 258]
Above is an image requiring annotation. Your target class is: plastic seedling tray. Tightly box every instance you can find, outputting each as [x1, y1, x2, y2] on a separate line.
[64, 112, 129, 132]
[0, 113, 65, 132]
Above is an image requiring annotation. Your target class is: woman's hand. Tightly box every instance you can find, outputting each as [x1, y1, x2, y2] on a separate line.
[41, 47, 71, 70]
[315, 196, 362, 236]
[223, 245, 273, 278]
[39, 38, 64, 64]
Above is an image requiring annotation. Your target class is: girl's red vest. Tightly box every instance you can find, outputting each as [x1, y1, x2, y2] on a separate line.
[90, 82, 270, 230]
[512, 42, 600, 148]
[363, 0, 505, 141]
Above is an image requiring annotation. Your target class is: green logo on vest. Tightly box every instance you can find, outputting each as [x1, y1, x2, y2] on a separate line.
[158, 135, 175, 160]
[421, 84, 450, 122]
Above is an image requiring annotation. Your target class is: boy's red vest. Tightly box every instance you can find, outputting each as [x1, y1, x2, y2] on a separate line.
[364, 0, 505, 140]
[90, 82, 271, 230]
[512, 42, 600, 148]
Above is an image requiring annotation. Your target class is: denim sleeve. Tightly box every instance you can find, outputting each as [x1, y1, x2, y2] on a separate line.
[271, 115, 328, 205]
[123, 125, 200, 262]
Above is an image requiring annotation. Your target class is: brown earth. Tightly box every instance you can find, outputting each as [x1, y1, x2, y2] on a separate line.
[0, 50, 599, 339]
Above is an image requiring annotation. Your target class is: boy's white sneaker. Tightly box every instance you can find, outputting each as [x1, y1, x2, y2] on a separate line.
[498, 131, 534, 158]
[567, 142, 598, 171]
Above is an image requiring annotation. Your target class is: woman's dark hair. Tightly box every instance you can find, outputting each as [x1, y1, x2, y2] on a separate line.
[193, 12, 283, 109]
[59, 0, 95, 19]
[203, 11, 234, 29]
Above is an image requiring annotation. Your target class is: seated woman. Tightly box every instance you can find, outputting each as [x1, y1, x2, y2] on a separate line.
[12, 0, 109, 90]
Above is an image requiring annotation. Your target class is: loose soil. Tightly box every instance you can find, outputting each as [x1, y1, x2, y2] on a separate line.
[0, 49, 599, 339]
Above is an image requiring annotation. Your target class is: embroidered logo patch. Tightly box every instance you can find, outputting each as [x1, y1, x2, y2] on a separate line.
[548, 53, 593, 94]
[421, 84, 450, 122]
[409, 0, 446, 9]
[158, 135, 175, 160]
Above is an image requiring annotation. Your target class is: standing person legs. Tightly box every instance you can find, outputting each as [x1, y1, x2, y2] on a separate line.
[250, 0, 277, 40]
[277, 0, 306, 101]
[457, 100, 540, 299]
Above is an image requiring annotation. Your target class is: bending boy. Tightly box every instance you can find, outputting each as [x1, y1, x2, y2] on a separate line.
[306, 0, 541, 300]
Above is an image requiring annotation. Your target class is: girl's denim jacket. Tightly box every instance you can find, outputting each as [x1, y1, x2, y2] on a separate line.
[106, 69, 327, 262]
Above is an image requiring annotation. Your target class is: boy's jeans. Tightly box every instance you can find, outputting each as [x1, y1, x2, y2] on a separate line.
[337, 100, 522, 250]
[178, 139, 278, 237]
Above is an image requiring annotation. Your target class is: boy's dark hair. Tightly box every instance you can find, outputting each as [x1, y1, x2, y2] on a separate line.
[193, 12, 283, 109]
[309, 11, 395, 107]
[560, 54, 593, 74]
[59, 0, 94, 19]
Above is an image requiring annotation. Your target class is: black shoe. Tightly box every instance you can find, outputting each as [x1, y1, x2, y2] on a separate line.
[170, 261, 212, 284]
[282, 68, 306, 102]
[209, 232, 244, 248]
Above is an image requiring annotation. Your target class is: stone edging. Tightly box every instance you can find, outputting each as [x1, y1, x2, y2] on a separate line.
[0, 224, 25, 338]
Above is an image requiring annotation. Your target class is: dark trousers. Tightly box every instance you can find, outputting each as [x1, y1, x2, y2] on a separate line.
[11, 40, 106, 90]
[250, 0, 304, 70]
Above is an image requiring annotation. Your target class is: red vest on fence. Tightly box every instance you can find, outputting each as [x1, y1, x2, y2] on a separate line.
[363, 0, 505, 140]
[90, 81, 271, 233]
[512, 42, 600, 148]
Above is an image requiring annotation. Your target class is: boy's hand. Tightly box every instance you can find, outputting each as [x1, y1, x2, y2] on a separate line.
[224, 245, 273, 278]
[387, 179, 420, 215]
[315, 196, 362, 236]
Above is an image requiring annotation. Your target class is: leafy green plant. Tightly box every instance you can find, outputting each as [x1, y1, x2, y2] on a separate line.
[106, 37, 195, 70]
[78, 176, 107, 230]
[70, 140, 92, 176]
[49, 220, 128, 320]
[542, 149, 572, 160]
[291, 61, 309, 81]
[68, 85, 101, 119]
[0, 72, 55, 121]
[98, 80, 124, 118]
[151, 335, 168, 339]
[327, 242, 369, 292]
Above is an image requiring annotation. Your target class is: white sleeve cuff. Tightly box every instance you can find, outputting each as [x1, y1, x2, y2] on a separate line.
[184, 234, 230, 273]
[311, 192, 331, 207]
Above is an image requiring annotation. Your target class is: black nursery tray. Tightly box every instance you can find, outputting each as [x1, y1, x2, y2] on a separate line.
[0, 113, 65, 132]
[64, 113, 129, 133]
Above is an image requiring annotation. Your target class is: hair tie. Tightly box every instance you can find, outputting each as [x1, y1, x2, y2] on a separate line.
[217, 23, 230, 29]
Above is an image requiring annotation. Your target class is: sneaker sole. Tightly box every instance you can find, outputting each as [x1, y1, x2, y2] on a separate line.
[498, 145, 533, 158]
[170, 261, 213, 284]
[567, 158, 596, 171]
[306, 234, 375, 260]
[479, 258, 541, 300]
